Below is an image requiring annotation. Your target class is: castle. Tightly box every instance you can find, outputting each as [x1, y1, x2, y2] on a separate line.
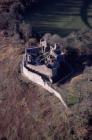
[23, 38, 65, 83]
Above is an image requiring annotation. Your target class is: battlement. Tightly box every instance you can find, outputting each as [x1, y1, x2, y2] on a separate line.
[23, 39, 65, 83]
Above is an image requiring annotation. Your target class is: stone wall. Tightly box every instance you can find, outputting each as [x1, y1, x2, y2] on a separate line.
[22, 58, 68, 109]
[22, 64, 45, 86]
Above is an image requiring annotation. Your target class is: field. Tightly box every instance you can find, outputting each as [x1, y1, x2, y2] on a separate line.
[25, 0, 92, 36]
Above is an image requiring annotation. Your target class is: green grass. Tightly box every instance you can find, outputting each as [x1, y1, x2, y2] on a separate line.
[25, 0, 92, 36]
[67, 95, 79, 106]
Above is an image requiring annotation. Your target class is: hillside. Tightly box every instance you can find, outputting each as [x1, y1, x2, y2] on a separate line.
[0, 30, 92, 140]
[0, 0, 92, 140]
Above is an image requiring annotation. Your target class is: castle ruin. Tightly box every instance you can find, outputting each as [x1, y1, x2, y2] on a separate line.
[23, 38, 65, 83]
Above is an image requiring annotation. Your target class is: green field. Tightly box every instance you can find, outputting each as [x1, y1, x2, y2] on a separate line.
[25, 0, 92, 36]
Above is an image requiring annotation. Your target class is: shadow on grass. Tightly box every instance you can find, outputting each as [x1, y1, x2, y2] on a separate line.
[57, 49, 92, 85]
[32, 27, 78, 37]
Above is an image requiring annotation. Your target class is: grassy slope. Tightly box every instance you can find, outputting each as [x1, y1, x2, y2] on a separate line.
[0, 36, 69, 139]
[0, 33, 92, 139]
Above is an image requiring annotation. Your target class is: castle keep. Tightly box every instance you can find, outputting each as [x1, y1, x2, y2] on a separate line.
[24, 38, 65, 83]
